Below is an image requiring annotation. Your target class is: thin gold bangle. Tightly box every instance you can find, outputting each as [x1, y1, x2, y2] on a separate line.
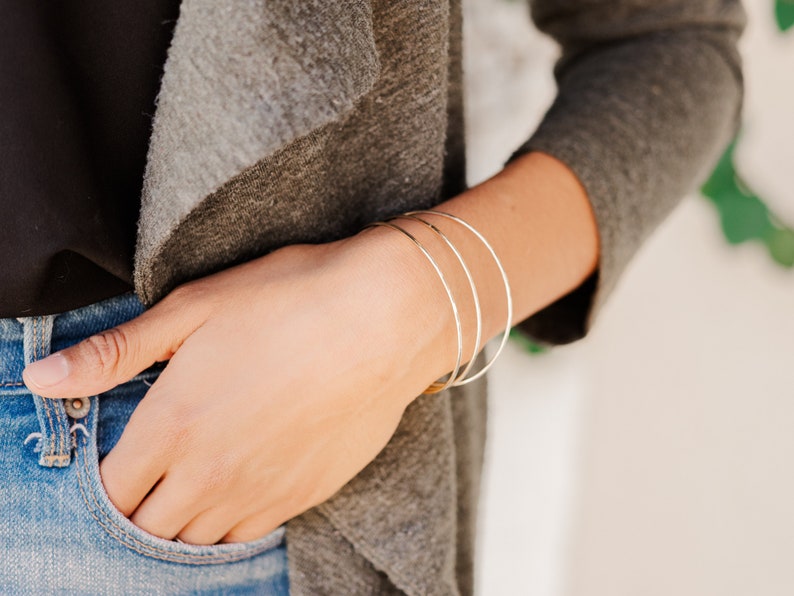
[406, 210, 513, 386]
[390, 214, 482, 386]
[364, 221, 464, 394]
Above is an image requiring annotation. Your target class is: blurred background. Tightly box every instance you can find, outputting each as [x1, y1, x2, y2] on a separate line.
[466, 1, 794, 594]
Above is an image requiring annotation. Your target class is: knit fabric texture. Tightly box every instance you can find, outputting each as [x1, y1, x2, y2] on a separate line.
[135, 0, 745, 593]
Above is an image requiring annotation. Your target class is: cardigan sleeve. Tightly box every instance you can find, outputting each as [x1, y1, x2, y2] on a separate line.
[510, 0, 746, 344]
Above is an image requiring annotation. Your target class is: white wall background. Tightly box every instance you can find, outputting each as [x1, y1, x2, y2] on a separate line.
[467, 1, 794, 594]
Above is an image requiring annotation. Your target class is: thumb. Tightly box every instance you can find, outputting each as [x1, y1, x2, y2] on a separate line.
[22, 291, 205, 399]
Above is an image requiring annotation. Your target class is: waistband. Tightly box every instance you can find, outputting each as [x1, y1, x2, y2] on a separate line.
[0, 291, 151, 395]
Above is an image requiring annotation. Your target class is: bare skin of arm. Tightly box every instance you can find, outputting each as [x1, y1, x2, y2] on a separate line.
[22, 150, 598, 545]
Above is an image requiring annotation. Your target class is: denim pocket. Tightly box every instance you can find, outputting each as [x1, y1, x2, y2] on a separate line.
[72, 391, 285, 566]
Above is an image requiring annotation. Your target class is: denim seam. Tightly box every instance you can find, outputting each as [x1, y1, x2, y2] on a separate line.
[34, 317, 57, 459]
[47, 317, 68, 460]
[30, 315, 71, 467]
[0, 382, 25, 387]
[40, 319, 59, 461]
[74, 435, 276, 564]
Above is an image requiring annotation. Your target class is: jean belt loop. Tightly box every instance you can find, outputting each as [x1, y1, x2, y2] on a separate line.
[22, 315, 73, 468]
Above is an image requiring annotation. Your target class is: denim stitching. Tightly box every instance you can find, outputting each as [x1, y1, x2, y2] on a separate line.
[53, 397, 66, 460]
[43, 401, 57, 459]
[41, 323, 63, 460]
[73, 463, 219, 564]
[75, 445, 269, 564]
[0, 382, 25, 387]
[33, 317, 58, 460]
[36, 315, 70, 463]
[33, 316, 39, 359]
[74, 435, 274, 564]
[45, 318, 69, 460]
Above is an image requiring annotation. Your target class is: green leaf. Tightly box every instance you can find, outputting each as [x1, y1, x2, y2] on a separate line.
[767, 229, 794, 267]
[701, 141, 773, 244]
[712, 191, 774, 244]
[701, 139, 739, 199]
[776, 0, 794, 32]
[701, 138, 794, 268]
[509, 327, 548, 355]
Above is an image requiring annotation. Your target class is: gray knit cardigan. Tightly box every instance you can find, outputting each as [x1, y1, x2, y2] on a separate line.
[134, 1, 745, 593]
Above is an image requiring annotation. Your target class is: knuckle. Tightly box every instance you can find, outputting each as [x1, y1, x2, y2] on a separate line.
[83, 327, 130, 375]
[157, 416, 194, 459]
[148, 404, 204, 462]
[199, 453, 238, 492]
[178, 469, 220, 500]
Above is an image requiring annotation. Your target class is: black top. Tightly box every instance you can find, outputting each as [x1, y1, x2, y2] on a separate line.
[0, 1, 180, 317]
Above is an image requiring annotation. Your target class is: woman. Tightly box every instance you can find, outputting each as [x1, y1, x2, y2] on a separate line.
[1, 0, 744, 593]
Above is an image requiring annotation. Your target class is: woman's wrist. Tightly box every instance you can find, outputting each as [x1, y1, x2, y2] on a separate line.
[319, 150, 599, 404]
[352, 151, 600, 392]
[432, 151, 599, 331]
[341, 213, 494, 393]
[334, 224, 458, 400]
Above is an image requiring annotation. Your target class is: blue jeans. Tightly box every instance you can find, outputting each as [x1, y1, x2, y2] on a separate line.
[0, 291, 289, 595]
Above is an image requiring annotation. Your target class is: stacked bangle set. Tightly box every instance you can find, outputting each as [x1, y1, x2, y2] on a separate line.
[366, 210, 512, 394]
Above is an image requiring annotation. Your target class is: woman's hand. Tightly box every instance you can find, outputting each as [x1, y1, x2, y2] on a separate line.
[21, 227, 455, 544]
[21, 151, 599, 545]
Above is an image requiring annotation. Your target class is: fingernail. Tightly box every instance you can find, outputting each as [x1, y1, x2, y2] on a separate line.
[24, 353, 70, 388]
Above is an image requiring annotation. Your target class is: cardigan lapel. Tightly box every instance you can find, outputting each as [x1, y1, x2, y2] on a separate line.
[134, 0, 379, 304]
[133, 1, 466, 591]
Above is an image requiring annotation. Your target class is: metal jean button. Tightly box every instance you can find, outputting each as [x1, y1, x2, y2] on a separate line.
[64, 397, 90, 419]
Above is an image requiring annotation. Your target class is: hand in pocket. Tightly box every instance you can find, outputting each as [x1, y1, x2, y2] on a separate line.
[22, 230, 452, 545]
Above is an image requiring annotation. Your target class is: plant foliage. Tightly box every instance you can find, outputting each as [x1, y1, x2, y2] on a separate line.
[509, 327, 548, 355]
[776, 0, 794, 31]
[701, 140, 794, 268]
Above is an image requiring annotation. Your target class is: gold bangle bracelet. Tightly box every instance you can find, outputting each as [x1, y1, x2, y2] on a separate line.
[406, 210, 512, 387]
[364, 221, 464, 394]
[390, 214, 482, 387]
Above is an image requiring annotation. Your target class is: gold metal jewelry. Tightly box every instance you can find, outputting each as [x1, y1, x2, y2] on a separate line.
[390, 214, 482, 387]
[406, 210, 512, 386]
[364, 221, 464, 394]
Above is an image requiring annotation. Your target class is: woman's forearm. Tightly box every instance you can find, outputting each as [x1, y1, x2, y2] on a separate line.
[372, 150, 599, 379]
[19, 150, 599, 544]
